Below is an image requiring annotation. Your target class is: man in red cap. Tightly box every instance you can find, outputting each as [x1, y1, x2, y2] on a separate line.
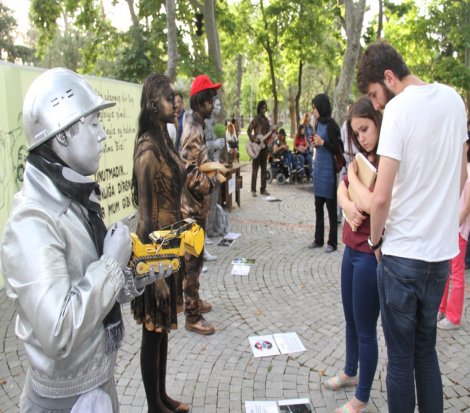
[180, 74, 221, 335]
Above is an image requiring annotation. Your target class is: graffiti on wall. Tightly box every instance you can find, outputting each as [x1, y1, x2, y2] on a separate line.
[0, 64, 145, 287]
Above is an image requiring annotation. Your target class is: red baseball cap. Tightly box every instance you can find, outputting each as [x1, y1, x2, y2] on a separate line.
[190, 74, 222, 97]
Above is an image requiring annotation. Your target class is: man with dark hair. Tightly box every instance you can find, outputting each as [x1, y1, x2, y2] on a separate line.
[247, 100, 273, 197]
[180, 74, 222, 335]
[174, 92, 186, 150]
[358, 41, 468, 413]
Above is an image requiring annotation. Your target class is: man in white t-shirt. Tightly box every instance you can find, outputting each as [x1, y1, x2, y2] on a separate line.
[357, 42, 468, 413]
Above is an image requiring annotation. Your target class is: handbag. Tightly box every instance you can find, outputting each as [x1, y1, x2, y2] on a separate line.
[333, 138, 346, 173]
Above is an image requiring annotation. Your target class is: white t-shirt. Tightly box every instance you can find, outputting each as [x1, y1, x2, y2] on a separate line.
[167, 123, 177, 145]
[377, 82, 467, 261]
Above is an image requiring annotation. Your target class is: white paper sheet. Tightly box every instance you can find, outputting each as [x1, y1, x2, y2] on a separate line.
[224, 232, 241, 240]
[231, 264, 251, 276]
[245, 401, 279, 413]
[248, 335, 280, 357]
[273, 332, 306, 355]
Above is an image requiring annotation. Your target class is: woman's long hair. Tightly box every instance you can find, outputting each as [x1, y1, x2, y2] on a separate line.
[346, 96, 383, 163]
[296, 124, 306, 140]
[227, 122, 236, 135]
[131, 73, 181, 207]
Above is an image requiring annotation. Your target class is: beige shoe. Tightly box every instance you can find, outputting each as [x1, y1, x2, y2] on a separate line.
[185, 317, 215, 335]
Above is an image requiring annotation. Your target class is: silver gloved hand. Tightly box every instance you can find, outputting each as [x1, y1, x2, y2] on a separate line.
[117, 263, 173, 304]
[213, 138, 226, 150]
[103, 222, 132, 269]
[133, 263, 173, 290]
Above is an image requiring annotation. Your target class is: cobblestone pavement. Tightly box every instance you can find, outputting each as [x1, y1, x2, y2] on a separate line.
[1, 166, 470, 412]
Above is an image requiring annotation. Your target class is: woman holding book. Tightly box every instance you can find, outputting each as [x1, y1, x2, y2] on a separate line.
[323, 96, 382, 413]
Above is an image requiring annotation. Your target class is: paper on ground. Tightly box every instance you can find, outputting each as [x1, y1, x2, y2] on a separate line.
[273, 332, 306, 354]
[248, 335, 280, 357]
[245, 401, 278, 413]
[278, 398, 312, 412]
[223, 232, 241, 240]
[232, 257, 256, 265]
[218, 238, 235, 247]
[245, 398, 313, 413]
[231, 264, 250, 276]
[248, 333, 306, 357]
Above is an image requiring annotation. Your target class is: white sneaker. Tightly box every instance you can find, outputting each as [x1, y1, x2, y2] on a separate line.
[203, 250, 217, 261]
[205, 237, 214, 245]
[202, 266, 208, 273]
[437, 317, 460, 330]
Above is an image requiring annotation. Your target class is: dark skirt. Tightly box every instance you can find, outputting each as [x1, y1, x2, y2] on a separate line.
[131, 265, 183, 332]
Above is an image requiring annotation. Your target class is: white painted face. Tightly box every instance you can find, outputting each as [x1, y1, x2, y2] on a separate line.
[213, 97, 221, 116]
[52, 111, 106, 176]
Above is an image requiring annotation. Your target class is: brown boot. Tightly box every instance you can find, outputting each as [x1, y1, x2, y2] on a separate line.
[185, 317, 215, 335]
[199, 300, 212, 314]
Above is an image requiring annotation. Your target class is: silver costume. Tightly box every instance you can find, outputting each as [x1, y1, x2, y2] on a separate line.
[1, 163, 124, 401]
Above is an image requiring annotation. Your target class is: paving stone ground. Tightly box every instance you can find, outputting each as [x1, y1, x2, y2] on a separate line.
[1, 165, 470, 412]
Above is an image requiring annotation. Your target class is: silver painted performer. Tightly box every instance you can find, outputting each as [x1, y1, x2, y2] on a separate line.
[1, 68, 158, 412]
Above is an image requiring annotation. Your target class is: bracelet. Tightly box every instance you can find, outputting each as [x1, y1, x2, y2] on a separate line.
[367, 235, 383, 251]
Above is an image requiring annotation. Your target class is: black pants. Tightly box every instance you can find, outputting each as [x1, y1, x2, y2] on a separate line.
[251, 147, 268, 193]
[314, 195, 337, 249]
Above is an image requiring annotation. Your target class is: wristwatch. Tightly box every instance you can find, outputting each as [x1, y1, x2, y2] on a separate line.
[367, 235, 383, 251]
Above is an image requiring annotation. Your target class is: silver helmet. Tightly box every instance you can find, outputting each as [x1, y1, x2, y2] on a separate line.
[22, 67, 115, 150]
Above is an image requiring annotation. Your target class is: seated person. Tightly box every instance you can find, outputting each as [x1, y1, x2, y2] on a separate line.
[273, 128, 297, 174]
[226, 121, 239, 163]
[294, 124, 313, 177]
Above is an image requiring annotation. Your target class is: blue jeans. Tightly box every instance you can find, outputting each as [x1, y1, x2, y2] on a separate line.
[378, 255, 449, 413]
[341, 246, 380, 403]
[300, 152, 313, 177]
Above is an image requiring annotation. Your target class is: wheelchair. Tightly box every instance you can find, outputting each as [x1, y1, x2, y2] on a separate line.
[267, 154, 305, 184]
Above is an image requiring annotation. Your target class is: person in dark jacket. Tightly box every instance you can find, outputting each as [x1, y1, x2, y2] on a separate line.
[309, 93, 342, 253]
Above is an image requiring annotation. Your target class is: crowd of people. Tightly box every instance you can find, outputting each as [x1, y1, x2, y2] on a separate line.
[0, 40, 469, 413]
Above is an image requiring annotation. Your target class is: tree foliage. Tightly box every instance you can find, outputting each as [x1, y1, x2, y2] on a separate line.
[0, 4, 35, 63]
[11, 0, 470, 121]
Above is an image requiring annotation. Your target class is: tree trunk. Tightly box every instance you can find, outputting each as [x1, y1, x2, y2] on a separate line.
[202, 0, 225, 122]
[288, 86, 296, 139]
[165, 0, 179, 81]
[376, 0, 383, 40]
[332, 0, 366, 126]
[203, 0, 222, 75]
[125, 0, 139, 27]
[295, 59, 303, 129]
[236, 54, 243, 124]
[260, 0, 278, 125]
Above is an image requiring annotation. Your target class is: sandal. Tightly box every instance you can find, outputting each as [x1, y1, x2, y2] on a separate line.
[323, 374, 358, 391]
[335, 401, 368, 413]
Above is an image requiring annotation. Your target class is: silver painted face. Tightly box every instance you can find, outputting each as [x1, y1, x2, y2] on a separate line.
[213, 97, 221, 116]
[22, 67, 115, 151]
[52, 111, 106, 176]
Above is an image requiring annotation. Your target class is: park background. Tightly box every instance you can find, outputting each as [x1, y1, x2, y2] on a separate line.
[0, 0, 469, 287]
